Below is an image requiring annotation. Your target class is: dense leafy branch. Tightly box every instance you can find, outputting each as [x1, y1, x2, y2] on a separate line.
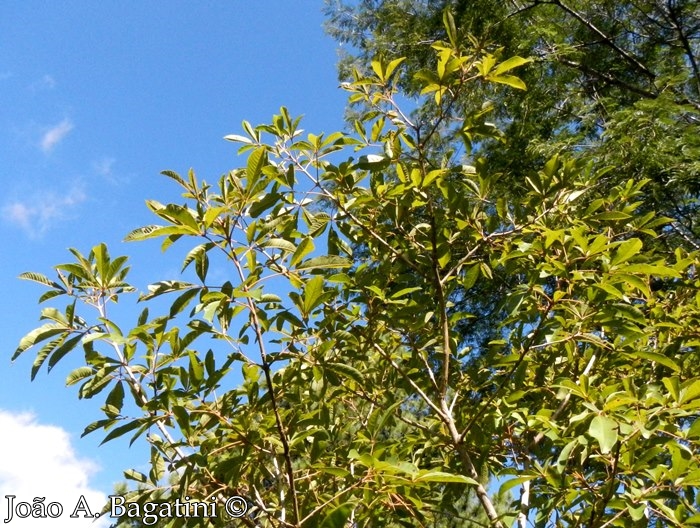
[13, 9, 700, 527]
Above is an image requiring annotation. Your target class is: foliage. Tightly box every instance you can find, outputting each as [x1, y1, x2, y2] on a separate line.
[14, 13, 700, 528]
[324, 0, 700, 253]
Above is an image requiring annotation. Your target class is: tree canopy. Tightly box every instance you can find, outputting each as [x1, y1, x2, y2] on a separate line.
[14, 5, 700, 527]
[325, 0, 700, 253]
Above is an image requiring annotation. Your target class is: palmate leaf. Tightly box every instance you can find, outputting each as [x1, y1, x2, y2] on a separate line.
[30, 336, 63, 381]
[79, 365, 118, 399]
[101, 419, 143, 446]
[161, 169, 187, 187]
[123, 224, 165, 242]
[12, 23, 700, 525]
[38, 289, 66, 303]
[168, 287, 200, 318]
[13, 323, 66, 361]
[107, 255, 130, 283]
[18, 271, 62, 290]
[105, 381, 125, 414]
[93, 243, 110, 284]
[139, 280, 197, 302]
[47, 333, 83, 373]
[290, 237, 315, 268]
[66, 366, 95, 386]
[181, 242, 212, 273]
[81, 418, 115, 438]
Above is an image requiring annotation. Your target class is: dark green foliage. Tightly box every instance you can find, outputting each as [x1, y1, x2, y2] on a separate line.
[325, 0, 700, 251]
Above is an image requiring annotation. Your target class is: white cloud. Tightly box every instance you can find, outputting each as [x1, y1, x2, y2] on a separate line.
[0, 410, 109, 527]
[30, 75, 56, 91]
[1, 186, 87, 238]
[2, 202, 33, 232]
[92, 157, 121, 184]
[92, 157, 133, 186]
[40, 119, 73, 153]
[93, 157, 115, 177]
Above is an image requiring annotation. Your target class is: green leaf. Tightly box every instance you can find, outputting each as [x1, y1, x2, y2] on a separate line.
[123, 225, 166, 242]
[486, 74, 527, 90]
[413, 471, 478, 485]
[105, 381, 125, 414]
[149, 447, 166, 484]
[246, 147, 266, 182]
[356, 154, 390, 171]
[18, 271, 62, 289]
[80, 366, 117, 400]
[632, 351, 680, 373]
[101, 419, 143, 445]
[588, 415, 618, 454]
[492, 56, 532, 76]
[499, 475, 536, 495]
[147, 202, 200, 233]
[181, 243, 209, 273]
[81, 418, 115, 438]
[66, 366, 95, 386]
[384, 57, 406, 81]
[13, 323, 65, 361]
[194, 247, 209, 283]
[124, 469, 148, 484]
[302, 275, 326, 317]
[47, 333, 83, 373]
[30, 337, 62, 380]
[612, 238, 642, 266]
[681, 379, 700, 404]
[290, 237, 315, 268]
[93, 243, 110, 284]
[224, 134, 252, 144]
[262, 238, 296, 253]
[319, 503, 352, 528]
[624, 264, 681, 278]
[169, 287, 200, 318]
[594, 211, 631, 221]
[249, 191, 282, 218]
[188, 351, 204, 384]
[161, 170, 186, 187]
[172, 406, 191, 437]
[325, 362, 364, 385]
[442, 9, 458, 47]
[296, 255, 352, 271]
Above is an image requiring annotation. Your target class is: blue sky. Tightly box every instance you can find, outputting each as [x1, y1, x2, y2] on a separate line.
[0, 3, 348, 522]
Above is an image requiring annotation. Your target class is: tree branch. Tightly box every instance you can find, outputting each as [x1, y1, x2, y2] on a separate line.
[550, 0, 655, 79]
[665, 0, 700, 98]
[230, 253, 301, 526]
